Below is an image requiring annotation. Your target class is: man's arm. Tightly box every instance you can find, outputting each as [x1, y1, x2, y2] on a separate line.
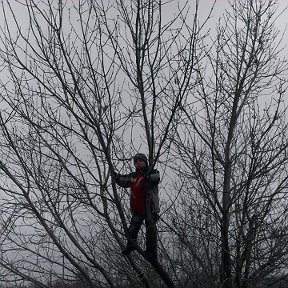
[113, 172, 131, 188]
[147, 169, 160, 185]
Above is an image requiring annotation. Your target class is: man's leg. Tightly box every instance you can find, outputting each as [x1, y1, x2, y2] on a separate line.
[145, 213, 158, 262]
[122, 214, 145, 255]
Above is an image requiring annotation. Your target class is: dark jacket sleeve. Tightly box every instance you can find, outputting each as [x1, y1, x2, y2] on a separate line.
[146, 169, 160, 186]
[114, 173, 131, 188]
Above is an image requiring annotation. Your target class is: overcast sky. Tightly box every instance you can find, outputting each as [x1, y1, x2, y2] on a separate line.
[1, 0, 287, 43]
[200, 0, 288, 35]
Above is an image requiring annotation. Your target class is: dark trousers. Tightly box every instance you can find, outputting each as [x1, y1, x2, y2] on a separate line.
[127, 213, 158, 258]
[128, 214, 145, 240]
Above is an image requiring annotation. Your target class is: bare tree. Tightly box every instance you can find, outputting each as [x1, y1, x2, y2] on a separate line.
[0, 0, 207, 287]
[166, 0, 288, 287]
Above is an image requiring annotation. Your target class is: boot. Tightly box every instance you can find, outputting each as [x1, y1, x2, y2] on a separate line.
[122, 239, 136, 255]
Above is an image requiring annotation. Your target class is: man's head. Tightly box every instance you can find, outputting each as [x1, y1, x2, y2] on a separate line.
[133, 153, 148, 169]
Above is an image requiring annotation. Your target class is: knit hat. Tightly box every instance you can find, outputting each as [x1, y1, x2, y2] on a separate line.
[133, 153, 148, 165]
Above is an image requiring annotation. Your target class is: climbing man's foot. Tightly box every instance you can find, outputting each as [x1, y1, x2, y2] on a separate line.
[122, 246, 136, 255]
[122, 240, 136, 255]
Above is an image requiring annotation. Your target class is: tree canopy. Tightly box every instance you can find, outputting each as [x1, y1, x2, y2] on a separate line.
[0, 0, 287, 287]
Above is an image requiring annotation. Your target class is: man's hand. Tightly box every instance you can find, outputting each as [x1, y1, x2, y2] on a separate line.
[112, 171, 119, 179]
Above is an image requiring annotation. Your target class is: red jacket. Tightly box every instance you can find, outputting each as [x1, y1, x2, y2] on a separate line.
[114, 167, 160, 215]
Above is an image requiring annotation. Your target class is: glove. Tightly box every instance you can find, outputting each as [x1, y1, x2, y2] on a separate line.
[112, 171, 119, 180]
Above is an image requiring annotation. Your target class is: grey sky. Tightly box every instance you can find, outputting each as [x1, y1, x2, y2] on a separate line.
[1, 1, 287, 44]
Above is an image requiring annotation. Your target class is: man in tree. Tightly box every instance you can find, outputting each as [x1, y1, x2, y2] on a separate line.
[113, 153, 160, 259]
